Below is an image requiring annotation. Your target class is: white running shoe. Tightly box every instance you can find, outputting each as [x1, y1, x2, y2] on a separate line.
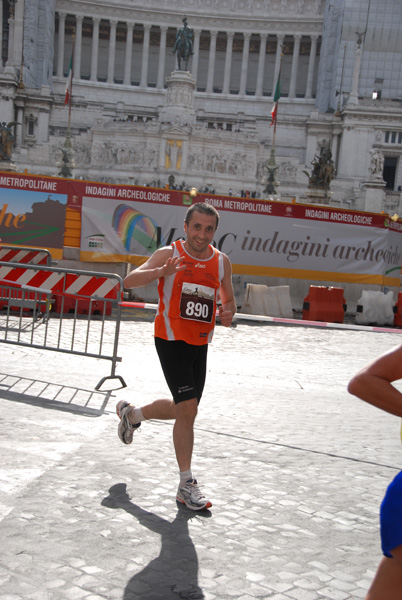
[176, 479, 212, 511]
[116, 401, 141, 445]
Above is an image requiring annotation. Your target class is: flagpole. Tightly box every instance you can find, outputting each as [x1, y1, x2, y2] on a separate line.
[67, 30, 75, 137]
[272, 46, 283, 149]
[59, 29, 76, 178]
[263, 46, 283, 199]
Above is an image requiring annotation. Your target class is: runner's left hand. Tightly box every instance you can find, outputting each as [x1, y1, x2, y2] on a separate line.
[218, 305, 233, 327]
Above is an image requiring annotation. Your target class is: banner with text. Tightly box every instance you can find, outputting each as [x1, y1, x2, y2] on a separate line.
[1, 172, 401, 286]
[0, 172, 70, 258]
[79, 183, 402, 286]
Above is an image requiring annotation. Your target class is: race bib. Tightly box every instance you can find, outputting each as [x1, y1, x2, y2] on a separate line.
[179, 282, 215, 323]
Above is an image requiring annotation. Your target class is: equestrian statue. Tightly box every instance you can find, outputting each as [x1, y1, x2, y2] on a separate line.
[172, 17, 194, 71]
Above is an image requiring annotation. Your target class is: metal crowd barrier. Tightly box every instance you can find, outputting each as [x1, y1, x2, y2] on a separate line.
[0, 259, 127, 390]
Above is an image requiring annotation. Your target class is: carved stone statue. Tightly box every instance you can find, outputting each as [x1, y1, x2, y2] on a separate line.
[304, 142, 335, 190]
[263, 163, 278, 195]
[0, 121, 16, 161]
[370, 148, 384, 177]
[172, 17, 194, 71]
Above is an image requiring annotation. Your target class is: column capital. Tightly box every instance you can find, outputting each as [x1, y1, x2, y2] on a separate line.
[243, 31, 252, 40]
[210, 30, 218, 39]
[109, 19, 118, 27]
[76, 14, 84, 24]
[259, 32, 268, 41]
[92, 17, 101, 25]
[160, 25, 168, 33]
[126, 21, 135, 30]
[143, 23, 151, 31]
[58, 11, 67, 20]
[293, 34, 302, 42]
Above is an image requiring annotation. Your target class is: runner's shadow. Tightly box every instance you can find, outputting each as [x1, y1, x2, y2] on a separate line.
[102, 483, 209, 599]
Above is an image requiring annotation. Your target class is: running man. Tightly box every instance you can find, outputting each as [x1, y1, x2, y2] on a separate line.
[348, 344, 402, 600]
[117, 202, 236, 510]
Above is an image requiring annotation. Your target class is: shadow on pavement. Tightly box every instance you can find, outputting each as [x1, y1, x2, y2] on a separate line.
[0, 372, 112, 416]
[102, 483, 209, 599]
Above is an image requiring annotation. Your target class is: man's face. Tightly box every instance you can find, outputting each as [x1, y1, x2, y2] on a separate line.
[184, 211, 217, 257]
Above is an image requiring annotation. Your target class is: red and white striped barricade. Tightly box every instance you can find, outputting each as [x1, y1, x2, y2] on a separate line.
[0, 261, 126, 390]
[0, 245, 53, 311]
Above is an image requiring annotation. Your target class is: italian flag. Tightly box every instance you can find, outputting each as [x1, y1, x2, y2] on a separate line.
[270, 69, 281, 127]
[64, 52, 73, 106]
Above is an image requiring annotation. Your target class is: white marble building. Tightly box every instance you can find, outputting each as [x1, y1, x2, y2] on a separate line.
[1, 0, 402, 214]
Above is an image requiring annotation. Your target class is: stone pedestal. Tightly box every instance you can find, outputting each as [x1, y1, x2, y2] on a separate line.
[305, 188, 333, 205]
[159, 70, 196, 127]
[360, 179, 386, 213]
[57, 130, 76, 179]
[261, 147, 280, 199]
[0, 161, 17, 172]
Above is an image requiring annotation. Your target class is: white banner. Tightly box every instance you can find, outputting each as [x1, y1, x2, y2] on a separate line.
[80, 194, 402, 286]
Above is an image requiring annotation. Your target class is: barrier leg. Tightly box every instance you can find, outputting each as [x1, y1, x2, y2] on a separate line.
[95, 374, 127, 391]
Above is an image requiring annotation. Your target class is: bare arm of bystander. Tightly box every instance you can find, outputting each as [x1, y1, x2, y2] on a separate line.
[348, 344, 402, 418]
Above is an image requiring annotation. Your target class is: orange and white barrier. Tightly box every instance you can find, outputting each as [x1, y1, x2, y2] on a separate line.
[302, 285, 346, 323]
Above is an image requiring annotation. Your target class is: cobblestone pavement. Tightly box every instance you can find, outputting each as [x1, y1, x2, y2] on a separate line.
[1, 315, 402, 600]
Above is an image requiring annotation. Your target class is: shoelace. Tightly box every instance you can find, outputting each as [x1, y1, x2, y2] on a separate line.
[186, 480, 204, 500]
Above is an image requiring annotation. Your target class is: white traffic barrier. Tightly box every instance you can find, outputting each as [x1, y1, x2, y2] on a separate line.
[240, 283, 293, 318]
[355, 290, 395, 326]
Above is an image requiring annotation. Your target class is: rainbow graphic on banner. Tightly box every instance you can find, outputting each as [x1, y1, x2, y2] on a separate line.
[112, 205, 159, 253]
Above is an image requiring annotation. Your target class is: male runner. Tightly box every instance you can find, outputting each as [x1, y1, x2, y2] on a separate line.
[116, 202, 236, 510]
[348, 344, 402, 600]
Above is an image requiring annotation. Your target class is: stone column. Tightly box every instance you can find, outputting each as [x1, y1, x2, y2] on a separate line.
[15, 104, 24, 147]
[305, 35, 318, 99]
[140, 24, 151, 88]
[348, 38, 362, 106]
[206, 31, 217, 93]
[107, 19, 117, 84]
[38, 109, 50, 144]
[5, 7, 15, 67]
[73, 15, 84, 81]
[123, 21, 134, 85]
[13, 0, 24, 68]
[256, 33, 268, 97]
[90, 17, 101, 82]
[272, 35, 284, 96]
[331, 127, 342, 170]
[157, 26, 168, 89]
[239, 32, 251, 95]
[0, 0, 3, 69]
[288, 34, 301, 98]
[56, 12, 66, 78]
[223, 31, 234, 94]
[191, 29, 201, 83]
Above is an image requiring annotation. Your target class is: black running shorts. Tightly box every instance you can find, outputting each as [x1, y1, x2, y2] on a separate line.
[154, 337, 208, 404]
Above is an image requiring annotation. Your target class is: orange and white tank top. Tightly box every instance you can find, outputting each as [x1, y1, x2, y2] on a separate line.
[154, 240, 225, 345]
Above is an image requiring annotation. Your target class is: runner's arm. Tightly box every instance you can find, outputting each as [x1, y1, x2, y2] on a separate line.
[218, 255, 236, 327]
[348, 344, 402, 417]
[124, 247, 185, 289]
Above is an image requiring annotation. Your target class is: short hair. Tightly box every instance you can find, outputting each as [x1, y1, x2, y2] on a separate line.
[185, 202, 220, 229]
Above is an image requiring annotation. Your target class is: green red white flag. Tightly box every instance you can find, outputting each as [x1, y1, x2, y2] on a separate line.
[64, 51, 73, 107]
[270, 67, 281, 127]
